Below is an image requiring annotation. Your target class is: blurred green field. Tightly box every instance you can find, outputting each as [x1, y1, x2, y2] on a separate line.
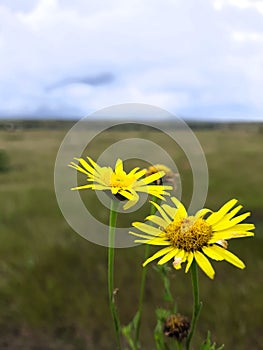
[0, 123, 262, 349]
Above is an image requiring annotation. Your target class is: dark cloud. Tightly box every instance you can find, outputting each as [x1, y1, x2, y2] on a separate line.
[47, 73, 115, 91]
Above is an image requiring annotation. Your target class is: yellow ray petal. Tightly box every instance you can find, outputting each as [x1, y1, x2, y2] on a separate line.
[171, 197, 187, 219]
[173, 249, 186, 270]
[71, 184, 94, 190]
[132, 222, 162, 236]
[216, 205, 243, 224]
[145, 215, 168, 229]
[194, 251, 215, 279]
[132, 168, 146, 179]
[115, 158, 125, 174]
[68, 162, 90, 176]
[157, 248, 179, 265]
[123, 194, 138, 210]
[209, 231, 254, 243]
[86, 157, 103, 173]
[202, 246, 224, 261]
[150, 201, 171, 223]
[137, 171, 165, 185]
[212, 212, 251, 231]
[213, 223, 255, 234]
[92, 184, 110, 190]
[142, 247, 174, 266]
[76, 158, 96, 175]
[210, 245, 245, 269]
[185, 251, 194, 273]
[206, 199, 238, 226]
[129, 231, 154, 240]
[162, 204, 177, 219]
[195, 208, 212, 218]
[135, 239, 170, 246]
[118, 190, 134, 200]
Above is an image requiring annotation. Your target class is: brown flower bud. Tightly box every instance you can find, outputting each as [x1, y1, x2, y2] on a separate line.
[163, 314, 190, 340]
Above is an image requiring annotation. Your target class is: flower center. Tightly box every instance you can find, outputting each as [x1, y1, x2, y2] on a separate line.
[164, 216, 212, 252]
[110, 173, 136, 189]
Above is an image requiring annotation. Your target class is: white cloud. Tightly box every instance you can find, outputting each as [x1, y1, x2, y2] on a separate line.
[0, 0, 263, 120]
[214, 0, 263, 13]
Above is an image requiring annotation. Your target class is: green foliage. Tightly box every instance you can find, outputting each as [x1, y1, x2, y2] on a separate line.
[201, 331, 224, 350]
[122, 311, 140, 350]
[0, 149, 10, 172]
[154, 265, 174, 304]
[154, 309, 171, 350]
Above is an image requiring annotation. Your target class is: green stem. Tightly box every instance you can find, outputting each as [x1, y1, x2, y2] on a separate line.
[135, 197, 158, 347]
[186, 260, 202, 350]
[176, 341, 182, 350]
[108, 200, 121, 349]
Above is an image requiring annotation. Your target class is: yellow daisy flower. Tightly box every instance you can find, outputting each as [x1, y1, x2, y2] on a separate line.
[146, 164, 178, 188]
[130, 197, 255, 279]
[69, 157, 172, 210]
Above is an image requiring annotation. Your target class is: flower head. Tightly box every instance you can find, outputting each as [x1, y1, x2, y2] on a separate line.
[130, 197, 255, 278]
[146, 164, 178, 187]
[69, 157, 172, 209]
[163, 314, 190, 340]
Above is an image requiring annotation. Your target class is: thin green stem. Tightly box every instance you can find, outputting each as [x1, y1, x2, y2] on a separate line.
[108, 200, 121, 349]
[135, 244, 150, 347]
[176, 341, 182, 350]
[135, 196, 158, 347]
[186, 260, 202, 350]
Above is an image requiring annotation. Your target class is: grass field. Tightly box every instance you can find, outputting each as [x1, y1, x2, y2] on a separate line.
[0, 122, 262, 349]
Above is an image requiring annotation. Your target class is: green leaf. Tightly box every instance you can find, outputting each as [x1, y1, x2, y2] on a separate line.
[200, 331, 224, 350]
[122, 311, 140, 350]
[154, 309, 172, 350]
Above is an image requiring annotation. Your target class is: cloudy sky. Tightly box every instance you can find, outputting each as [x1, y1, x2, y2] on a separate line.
[0, 0, 263, 120]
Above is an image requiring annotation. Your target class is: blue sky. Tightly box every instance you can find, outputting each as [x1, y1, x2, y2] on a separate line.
[0, 0, 263, 121]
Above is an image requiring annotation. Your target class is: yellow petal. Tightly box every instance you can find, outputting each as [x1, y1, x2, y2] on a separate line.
[118, 190, 134, 200]
[209, 226, 255, 243]
[210, 245, 245, 269]
[115, 158, 125, 174]
[143, 247, 174, 266]
[217, 205, 243, 223]
[132, 222, 162, 236]
[71, 184, 95, 190]
[111, 187, 119, 194]
[195, 208, 212, 218]
[202, 245, 224, 261]
[213, 212, 251, 231]
[173, 250, 186, 270]
[194, 251, 215, 279]
[137, 171, 165, 185]
[76, 158, 96, 175]
[185, 251, 194, 273]
[162, 204, 177, 219]
[86, 157, 102, 173]
[127, 166, 139, 174]
[171, 197, 187, 219]
[135, 239, 170, 246]
[206, 199, 238, 226]
[157, 248, 179, 265]
[150, 201, 171, 223]
[123, 200, 137, 210]
[145, 215, 168, 229]
[129, 231, 154, 240]
[68, 162, 90, 176]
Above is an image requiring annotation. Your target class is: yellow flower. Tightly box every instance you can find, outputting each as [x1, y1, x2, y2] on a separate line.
[146, 164, 178, 188]
[130, 197, 255, 279]
[69, 157, 172, 210]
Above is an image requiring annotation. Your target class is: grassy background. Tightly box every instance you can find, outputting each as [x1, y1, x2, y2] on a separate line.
[0, 122, 262, 349]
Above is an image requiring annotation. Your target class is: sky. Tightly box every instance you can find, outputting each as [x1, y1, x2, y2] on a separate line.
[0, 0, 263, 121]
